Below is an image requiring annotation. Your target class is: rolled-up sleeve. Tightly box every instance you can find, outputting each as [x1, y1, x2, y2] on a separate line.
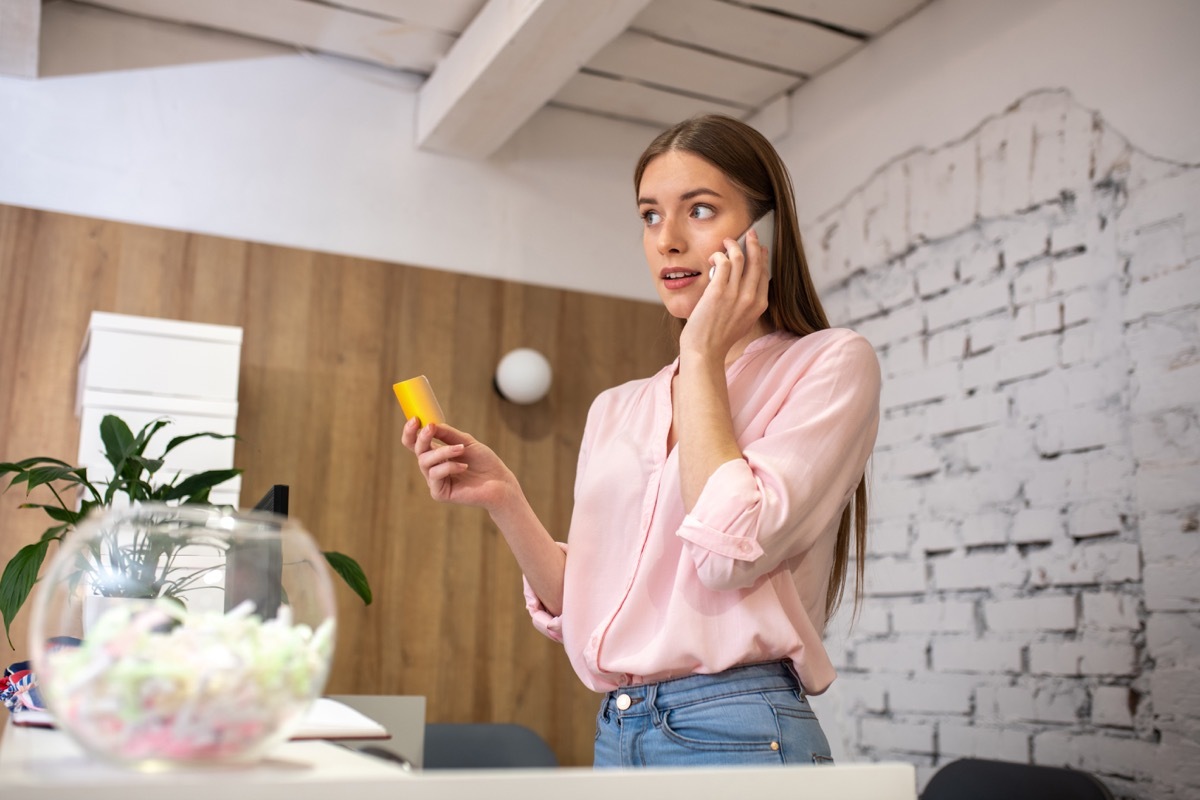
[677, 333, 881, 591]
[523, 541, 569, 642]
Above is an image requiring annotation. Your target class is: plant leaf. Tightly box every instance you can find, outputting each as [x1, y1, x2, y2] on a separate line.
[163, 431, 239, 458]
[133, 418, 172, 455]
[0, 538, 57, 648]
[17, 503, 80, 525]
[99, 414, 136, 472]
[161, 469, 242, 502]
[23, 465, 88, 493]
[323, 551, 372, 606]
[128, 455, 165, 475]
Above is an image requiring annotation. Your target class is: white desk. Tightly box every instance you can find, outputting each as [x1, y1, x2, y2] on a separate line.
[0, 714, 916, 800]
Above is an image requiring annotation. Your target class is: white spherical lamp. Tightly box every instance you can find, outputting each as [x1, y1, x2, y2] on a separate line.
[494, 348, 553, 405]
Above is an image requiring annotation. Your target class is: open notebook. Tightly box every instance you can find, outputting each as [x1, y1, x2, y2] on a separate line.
[11, 697, 389, 741]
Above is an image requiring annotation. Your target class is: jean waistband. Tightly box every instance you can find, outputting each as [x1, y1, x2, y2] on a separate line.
[600, 661, 801, 717]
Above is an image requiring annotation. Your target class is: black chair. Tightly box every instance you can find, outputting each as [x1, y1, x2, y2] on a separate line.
[422, 723, 559, 769]
[922, 757, 1115, 800]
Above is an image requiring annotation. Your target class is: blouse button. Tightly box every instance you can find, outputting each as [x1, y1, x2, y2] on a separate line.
[616, 694, 632, 711]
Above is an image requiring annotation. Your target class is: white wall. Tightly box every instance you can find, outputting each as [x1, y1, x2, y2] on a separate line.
[779, 3, 1200, 798]
[0, 3, 662, 303]
[779, 0, 1200, 230]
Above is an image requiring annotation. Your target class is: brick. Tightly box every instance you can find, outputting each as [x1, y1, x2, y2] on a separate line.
[1034, 730, 1156, 780]
[1022, 456, 1086, 508]
[854, 638, 928, 673]
[869, 517, 911, 556]
[1131, 360, 1200, 418]
[916, 518, 957, 553]
[1127, 217, 1187, 279]
[885, 675, 974, 714]
[855, 604, 892, 636]
[977, 679, 1086, 724]
[885, 337, 926, 378]
[938, 722, 1029, 762]
[1132, 410, 1200, 464]
[1091, 685, 1135, 728]
[882, 361, 960, 409]
[1144, 562, 1200, 612]
[1067, 499, 1125, 539]
[932, 637, 1023, 673]
[864, 556, 928, 596]
[1035, 407, 1124, 454]
[1153, 735, 1200, 792]
[994, 336, 1059, 384]
[1081, 592, 1140, 631]
[1122, 167, 1200, 241]
[1011, 507, 1064, 545]
[1145, 612, 1200, 668]
[1124, 261, 1200, 321]
[1029, 635, 1137, 676]
[1050, 251, 1100, 294]
[891, 599, 976, 634]
[926, 278, 1010, 331]
[833, 673, 887, 713]
[1005, 224, 1050, 266]
[1149, 669, 1200, 726]
[1028, 98, 1093, 202]
[1083, 454, 1132, 498]
[986, 595, 1077, 632]
[1061, 287, 1103, 326]
[1014, 299, 1062, 338]
[977, 111, 1033, 218]
[1060, 320, 1123, 366]
[916, 258, 957, 297]
[859, 718, 936, 755]
[960, 512, 1010, 548]
[885, 441, 942, 478]
[959, 242, 1001, 282]
[926, 471, 1022, 515]
[933, 551, 1028, 592]
[855, 302, 925, 347]
[1027, 542, 1140, 587]
[870, 476, 923, 519]
[1142, 529, 1200, 564]
[912, 139, 977, 241]
[926, 393, 1008, 437]
[926, 327, 967, 366]
[876, 406, 928, 448]
[1014, 260, 1053, 305]
[966, 313, 1010, 355]
[1135, 460, 1200, 514]
[1050, 218, 1088, 254]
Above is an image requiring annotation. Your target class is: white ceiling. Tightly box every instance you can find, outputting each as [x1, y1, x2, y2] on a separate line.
[4, 0, 932, 158]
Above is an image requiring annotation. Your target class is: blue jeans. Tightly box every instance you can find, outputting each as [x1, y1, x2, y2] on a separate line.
[593, 661, 834, 768]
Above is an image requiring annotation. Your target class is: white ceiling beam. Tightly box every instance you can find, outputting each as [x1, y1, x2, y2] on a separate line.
[78, 0, 456, 73]
[0, 0, 40, 78]
[416, 0, 653, 160]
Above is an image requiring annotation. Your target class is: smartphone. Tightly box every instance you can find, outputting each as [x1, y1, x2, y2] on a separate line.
[711, 210, 775, 279]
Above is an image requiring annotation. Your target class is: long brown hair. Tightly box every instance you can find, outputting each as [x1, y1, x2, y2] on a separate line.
[634, 114, 869, 624]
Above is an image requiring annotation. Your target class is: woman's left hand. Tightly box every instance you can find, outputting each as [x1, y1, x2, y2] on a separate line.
[682, 227, 770, 362]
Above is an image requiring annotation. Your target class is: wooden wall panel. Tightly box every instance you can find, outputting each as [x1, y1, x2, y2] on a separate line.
[0, 204, 676, 766]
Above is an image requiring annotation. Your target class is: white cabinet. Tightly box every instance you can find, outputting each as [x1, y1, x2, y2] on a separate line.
[76, 312, 243, 507]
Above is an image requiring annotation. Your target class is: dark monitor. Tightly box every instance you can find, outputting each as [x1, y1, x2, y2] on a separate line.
[223, 485, 287, 616]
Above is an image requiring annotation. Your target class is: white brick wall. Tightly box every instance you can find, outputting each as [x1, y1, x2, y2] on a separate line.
[810, 90, 1200, 800]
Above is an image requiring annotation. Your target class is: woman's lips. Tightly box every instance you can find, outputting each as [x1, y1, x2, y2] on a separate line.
[661, 268, 702, 290]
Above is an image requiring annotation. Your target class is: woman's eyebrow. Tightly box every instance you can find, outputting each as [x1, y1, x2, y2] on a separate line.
[637, 187, 723, 206]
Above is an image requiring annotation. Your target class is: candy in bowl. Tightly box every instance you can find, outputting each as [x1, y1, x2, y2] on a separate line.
[28, 503, 337, 769]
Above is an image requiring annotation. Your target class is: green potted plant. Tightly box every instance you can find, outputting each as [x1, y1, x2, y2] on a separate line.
[0, 414, 371, 647]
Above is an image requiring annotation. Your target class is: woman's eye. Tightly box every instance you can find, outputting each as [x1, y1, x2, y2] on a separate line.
[691, 205, 715, 220]
[641, 210, 661, 226]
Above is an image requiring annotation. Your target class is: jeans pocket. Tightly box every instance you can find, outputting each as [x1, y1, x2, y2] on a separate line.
[658, 694, 783, 755]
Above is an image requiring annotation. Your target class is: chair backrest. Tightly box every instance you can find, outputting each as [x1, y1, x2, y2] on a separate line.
[422, 723, 559, 769]
[922, 758, 1115, 800]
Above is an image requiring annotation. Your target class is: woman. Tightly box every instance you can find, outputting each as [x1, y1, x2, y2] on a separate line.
[401, 114, 880, 768]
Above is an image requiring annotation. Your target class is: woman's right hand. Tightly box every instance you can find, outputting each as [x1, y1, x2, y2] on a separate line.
[400, 418, 516, 511]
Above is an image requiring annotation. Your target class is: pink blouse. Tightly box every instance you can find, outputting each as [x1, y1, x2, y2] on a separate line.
[524, 328, 881, 695]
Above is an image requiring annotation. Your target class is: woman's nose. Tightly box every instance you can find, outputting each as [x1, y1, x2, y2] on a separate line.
[657, 218, 685, 254]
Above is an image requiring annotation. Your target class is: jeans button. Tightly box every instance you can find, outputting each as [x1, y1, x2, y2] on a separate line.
[616, 693, 632, 711]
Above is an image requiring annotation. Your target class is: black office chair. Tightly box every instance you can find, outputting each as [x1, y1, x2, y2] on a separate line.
[922, 757, 1115, 800]
[422, 723, 559, 769]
